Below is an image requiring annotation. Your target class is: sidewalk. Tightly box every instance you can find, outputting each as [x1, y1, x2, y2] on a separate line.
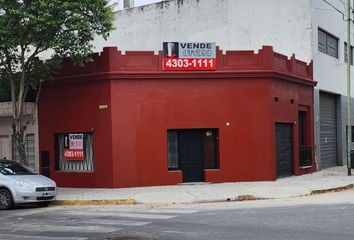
[54, 166, 354, 206]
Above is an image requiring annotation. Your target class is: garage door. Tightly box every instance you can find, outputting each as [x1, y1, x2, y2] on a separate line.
[319, 92, 338, 168]
[275, 123, 293, 178]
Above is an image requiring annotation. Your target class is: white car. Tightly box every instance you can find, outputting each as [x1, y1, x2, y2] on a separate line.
[0, 159, 57, 210]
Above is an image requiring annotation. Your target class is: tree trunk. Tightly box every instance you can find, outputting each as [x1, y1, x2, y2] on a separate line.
[12, 120, 28, 166]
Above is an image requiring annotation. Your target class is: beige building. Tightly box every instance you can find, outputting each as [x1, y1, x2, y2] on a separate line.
[0, 102, 38, 170]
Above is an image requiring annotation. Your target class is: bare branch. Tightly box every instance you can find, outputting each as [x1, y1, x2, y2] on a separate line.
[24, 43, 46, 70]
[3, 48, 18, 120]
[24, 81, 41, 131]
[17, 47, 26, 120]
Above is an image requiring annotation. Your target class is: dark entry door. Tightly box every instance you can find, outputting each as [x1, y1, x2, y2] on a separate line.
[275, 123, 293, 178]
[178, 130, 204, 182]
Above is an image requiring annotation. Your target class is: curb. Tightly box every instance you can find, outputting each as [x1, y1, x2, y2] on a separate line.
[310, 184, 354, 195]
[52, 198, 136, 206]
[51, 184, 354, 206]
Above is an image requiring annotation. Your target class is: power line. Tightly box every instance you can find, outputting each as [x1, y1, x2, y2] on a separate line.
[337, 0, 345, 6]
[322, 0, 346, 21]
[336, 0, 353, 10]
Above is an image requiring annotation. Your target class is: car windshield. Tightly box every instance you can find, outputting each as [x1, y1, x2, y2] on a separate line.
[0, 160, 36, 175]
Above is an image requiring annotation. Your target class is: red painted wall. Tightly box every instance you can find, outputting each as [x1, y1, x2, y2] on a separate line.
[38, 46, 316, 188]
[110, 78, 274, 187]
[39, 80, 114, 187]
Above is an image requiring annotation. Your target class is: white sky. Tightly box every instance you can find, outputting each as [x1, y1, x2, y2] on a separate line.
[134, 0, 163, 7]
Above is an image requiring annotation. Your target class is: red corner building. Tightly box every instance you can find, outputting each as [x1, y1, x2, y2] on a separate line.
[38, 46, 317, 188]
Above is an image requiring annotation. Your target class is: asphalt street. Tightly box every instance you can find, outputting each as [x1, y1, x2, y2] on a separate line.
[1, 190, 354, 240]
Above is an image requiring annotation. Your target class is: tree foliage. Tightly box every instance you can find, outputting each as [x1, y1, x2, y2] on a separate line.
[0, 0, 115, 165]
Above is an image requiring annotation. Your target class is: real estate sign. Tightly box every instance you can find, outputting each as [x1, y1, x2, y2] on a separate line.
[162, 42, 216, 70]
[63, 134, 84, 161]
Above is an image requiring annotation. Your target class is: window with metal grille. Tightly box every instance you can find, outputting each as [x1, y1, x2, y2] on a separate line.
[12, 134, 35, 170]
[344, 42, 353, 65]
[55, 133, 94, 172]
[298, 109, 313, 167]
[318, 28, 338, 58]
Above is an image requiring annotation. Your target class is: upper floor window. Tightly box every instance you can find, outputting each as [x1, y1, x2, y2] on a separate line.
[344, 42, 353, 65]
[318, 28, 338, 58]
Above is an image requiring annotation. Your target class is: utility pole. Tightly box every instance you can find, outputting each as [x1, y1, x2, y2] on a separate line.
[346, 0, 352, 176]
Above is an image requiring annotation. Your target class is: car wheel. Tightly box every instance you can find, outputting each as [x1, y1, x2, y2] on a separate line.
[37, 201, 51, 208]
[0, 189, 14, 210]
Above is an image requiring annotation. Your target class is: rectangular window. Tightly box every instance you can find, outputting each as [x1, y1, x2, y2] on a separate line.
[12, 134, 35, 170]
[344, 42, 353, 65]
[298, 109, 313, 167]
[167, 131, 179, 169]
[318, 28, 338, 58]
[55, 133, 94, 172]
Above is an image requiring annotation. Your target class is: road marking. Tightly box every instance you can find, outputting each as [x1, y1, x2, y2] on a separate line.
[0, 234, 88, 240]
[162, 230, 184, 234]
[80, 218, 152, 226]
[145, 209, 199, 214]
[66, 211, 177, 219]
[10, 207, 64, 217]
[7, 224, 121, 233]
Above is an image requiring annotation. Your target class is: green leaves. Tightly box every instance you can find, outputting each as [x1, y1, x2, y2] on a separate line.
[0, 0, 115, 88]
[0, 0, 115, 165]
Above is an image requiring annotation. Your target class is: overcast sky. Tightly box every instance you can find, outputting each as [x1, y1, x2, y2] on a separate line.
[134, 0, 163, 7]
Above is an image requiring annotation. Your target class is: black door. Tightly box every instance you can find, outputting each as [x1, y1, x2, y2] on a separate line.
[178, 130, 204, 182]
[275, 123, 293, 178]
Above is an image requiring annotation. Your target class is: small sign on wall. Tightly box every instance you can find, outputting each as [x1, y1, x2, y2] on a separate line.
[63, 134, 84, 161]
[162, 42, 216, 71]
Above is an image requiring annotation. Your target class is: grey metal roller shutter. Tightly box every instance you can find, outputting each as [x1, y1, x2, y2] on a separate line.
[319, 92, 338, 168]
[275, 123, 294, 178]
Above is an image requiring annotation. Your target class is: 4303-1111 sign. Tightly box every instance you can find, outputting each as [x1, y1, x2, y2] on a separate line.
[162, 42, 216, 71]
[164, 58, 215, 70]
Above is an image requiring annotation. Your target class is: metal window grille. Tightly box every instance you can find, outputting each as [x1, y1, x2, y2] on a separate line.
[56, 133, 94, 172]
[12, 134, 35, 169]
[344, 42, 353, 65]
[299, 145, 313, 167]
[318, 29, 338, 58]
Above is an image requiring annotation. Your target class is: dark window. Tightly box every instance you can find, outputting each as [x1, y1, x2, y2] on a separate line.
[167, 131, 179, 169]
[345, 126, 354, 143]
[55, 133, 94, 172]
[298, 110, 313, 167]
[318, 28, 338, 58]
[167, 129, 219, 170]
[344, 42, 353, 65]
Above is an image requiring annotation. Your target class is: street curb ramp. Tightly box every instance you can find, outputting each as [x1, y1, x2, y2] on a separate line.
[52, 198, 136, 206]
[310, 184, 354, 195]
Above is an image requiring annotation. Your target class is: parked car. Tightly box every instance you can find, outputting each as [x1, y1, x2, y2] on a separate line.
[0, 159, 56, 210]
